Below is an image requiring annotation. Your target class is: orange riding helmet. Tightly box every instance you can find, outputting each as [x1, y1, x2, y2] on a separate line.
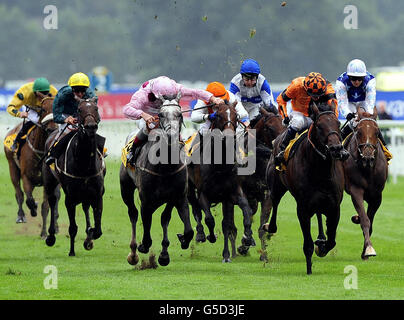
[303, 72, 327, 98]
[206, 82, 230, 101]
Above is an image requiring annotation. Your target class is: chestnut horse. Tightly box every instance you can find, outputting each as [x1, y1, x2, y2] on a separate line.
[187, 101, 255, 262]
[343, 106, 388, 259]
[44, 97, 105, 256]
[266, 102, 348, 274]
[4, 93, 59, 237]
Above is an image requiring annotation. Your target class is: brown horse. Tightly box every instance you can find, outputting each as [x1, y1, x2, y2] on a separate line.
[266, 102, 348, 274]
[238, 108, 285, 261]
[187, 101, 255, 262]
[343, 106, 388, 259]
[4, 93, 59, 237]
[43, 97, 105, 256]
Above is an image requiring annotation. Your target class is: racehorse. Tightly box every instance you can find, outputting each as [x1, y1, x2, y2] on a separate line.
[4, 93, 59, 237]
[43, 97, 106, 256]
[120, 93, 194, 267]
[342, 106, 388, 259]
[187, 101, 255, 262]
[238, 108, 285, 261]
[265, 102, 348, 274]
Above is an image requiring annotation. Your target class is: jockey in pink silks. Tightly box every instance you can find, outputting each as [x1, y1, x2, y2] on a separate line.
[123, 76, 222, 164]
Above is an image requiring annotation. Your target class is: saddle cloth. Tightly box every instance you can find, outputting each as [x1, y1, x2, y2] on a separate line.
[3, 126, 35, 152]
[276, 129, 308, 172]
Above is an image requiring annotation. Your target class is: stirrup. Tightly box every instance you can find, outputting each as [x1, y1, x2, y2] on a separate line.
[45, 156, 56, 165]
[11, 143, 18, 153]
[274, 151, 285, 165]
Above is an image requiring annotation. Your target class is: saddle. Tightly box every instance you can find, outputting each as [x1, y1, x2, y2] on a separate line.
[276, 129, 308, 172]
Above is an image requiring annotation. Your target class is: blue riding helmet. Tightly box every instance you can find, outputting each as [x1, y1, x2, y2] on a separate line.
[240, 59, 261, 75]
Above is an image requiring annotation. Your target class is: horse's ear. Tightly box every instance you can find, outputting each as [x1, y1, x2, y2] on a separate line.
[356, 105, 364, 120]
[311, 101, 320, 119]
[231, 100, 237, 108]
[175, 91, 182, 102]
[329, 100, 337, 113]
[89, 97, 98, 104]
[74, 95, 83, 103]
[260, 107, 270, 116]
[156, 93, 164, 102]
[372, 106, 378, 120]
[36, 91, 46, 100]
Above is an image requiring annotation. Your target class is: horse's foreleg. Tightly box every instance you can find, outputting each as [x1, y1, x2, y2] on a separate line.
[159, 204, 173, 266]
[221, 201, 233, 263]
[120, 166, 139, 265]
[350, 187, 374, 259]
[40, 194, 50, 239]
[22, 175, 37, 217]
[138, 201, 157, 254]
[265, 178, 287, 235]
[65, 199, 78, 257]
[188, 187, 205, 243]
[8, 159, 25, 223]
[314, 213, 326, 249]
[175, 196, 194, 250]
[297, 205, 314, 275]
[198, 193, 216, 243]
[364, 194, 382, 258]
[259, 195, 273, 262]
[234, 185, 255, 249]
[44, 168, 59, 247]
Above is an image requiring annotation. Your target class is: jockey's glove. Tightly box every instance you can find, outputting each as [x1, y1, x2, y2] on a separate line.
[208, 112, 217, 121]
[282, 116, 290, 126]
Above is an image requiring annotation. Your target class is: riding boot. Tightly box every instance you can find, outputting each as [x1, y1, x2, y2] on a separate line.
[378, 129, 389, 149]
[127, 132, 147, 166]
[274, 127, 297, 165]
[341, 124, 353, 140]
[45, 131, 75, 165]
[11, 121, 34, 152]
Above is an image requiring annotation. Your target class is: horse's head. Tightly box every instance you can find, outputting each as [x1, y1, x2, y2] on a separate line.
[210, 100, 238, 132]
[354, 106, 379, 168]
[256, 107, 284, 148]
[76, 97, 100, 136]
[309, 101, 347, 160]
[157, 93, 183, 143]
[36, 92, 58, 134]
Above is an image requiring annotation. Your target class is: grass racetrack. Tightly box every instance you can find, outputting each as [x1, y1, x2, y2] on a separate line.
[0, 154, 403, 300]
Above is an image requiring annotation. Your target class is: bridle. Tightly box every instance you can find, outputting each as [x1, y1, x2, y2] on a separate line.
[308, 110, 342, 160]
[354, 117, 378, 159]
[210, 104, 238, 131]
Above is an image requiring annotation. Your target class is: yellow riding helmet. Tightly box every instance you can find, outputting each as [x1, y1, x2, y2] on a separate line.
[68, 72, 90, 87]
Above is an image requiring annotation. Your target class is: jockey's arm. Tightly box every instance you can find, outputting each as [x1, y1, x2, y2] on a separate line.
[335, 80, 350, 119]
[190, 100, 209, 123]
[7, 85, 31, 118]
[364, 78, 377, 113]
[276, 89, 290, 119]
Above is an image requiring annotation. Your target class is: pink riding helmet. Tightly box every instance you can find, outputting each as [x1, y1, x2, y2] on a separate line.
[150, 76, 178, 96]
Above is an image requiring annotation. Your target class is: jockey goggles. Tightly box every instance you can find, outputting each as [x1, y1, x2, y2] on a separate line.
[241, 73, 258, 80]
[72, 86, 87, 93]
[348, 75, 364, 82]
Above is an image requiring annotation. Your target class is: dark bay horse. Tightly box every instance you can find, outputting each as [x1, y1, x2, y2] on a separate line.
[43, 97, 106, 256]
[343, 106, 388, 259]
[4, 93, 59, 237]
[120, 95, 194, 267]
[266, 102, 348, 274]
[187, 101, 255, 262]
[238, 108, 285, 260]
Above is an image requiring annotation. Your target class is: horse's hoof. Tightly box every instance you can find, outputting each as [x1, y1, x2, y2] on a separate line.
[363, 246, 377, 259]
[237, 245, 249, 256]
[45, 235, 56, 247]
[16, 216, 26, 224]
[40, 232, 47, 240]
[68, 252, 75, 257]
[30, 210, 37, 217]
[241, 235, 256, 247]
[127, 253, 139, 265]
[138, 244, 149, 254]
[206, 234, 217, 243]
[260, 254, 268, 262]
[351, 215, 360, 224]
[222, 258, 232, 263]
[83, 240, 94, 251]
[195, 233, 206, 243]
[158, 254, 170, 266]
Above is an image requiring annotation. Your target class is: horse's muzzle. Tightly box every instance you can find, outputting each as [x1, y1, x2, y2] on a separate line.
[329, 144, 349, 161]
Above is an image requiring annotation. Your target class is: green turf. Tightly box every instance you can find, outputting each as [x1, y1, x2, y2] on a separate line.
[0, 154, 403, 300]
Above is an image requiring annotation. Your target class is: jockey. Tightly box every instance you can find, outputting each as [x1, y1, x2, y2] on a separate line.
[123, 76, 222, 164]
[7, 78, 58, 152]
[335, 59, 388, 147]
[191, 81, 249, 133]
[229, 59, 278, 126]
[275, 72, 348, 165]
[45, 72, 97, 165]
